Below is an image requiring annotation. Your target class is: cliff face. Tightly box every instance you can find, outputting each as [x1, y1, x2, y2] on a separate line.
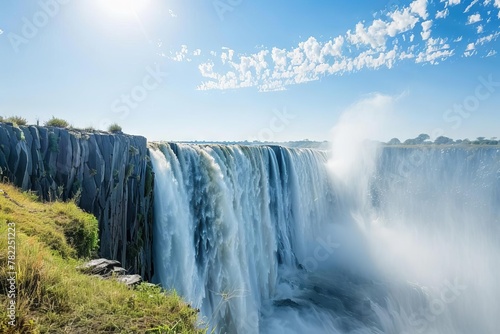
[0, 123, 154, 279]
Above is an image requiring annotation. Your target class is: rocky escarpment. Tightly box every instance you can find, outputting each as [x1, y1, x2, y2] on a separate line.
[0, 123, 154, 279]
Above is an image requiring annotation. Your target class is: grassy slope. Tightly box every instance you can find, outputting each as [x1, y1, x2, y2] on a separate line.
[0, 183, 203, 334]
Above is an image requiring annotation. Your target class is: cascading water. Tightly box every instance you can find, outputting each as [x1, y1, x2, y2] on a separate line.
[150, 142, 500, 334]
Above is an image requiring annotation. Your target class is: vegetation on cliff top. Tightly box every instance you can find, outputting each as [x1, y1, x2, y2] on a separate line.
[1, 116, 126, 135]
[0, 116, 28, 127]
[0, 183, 203, 334]
[44, 117, 70, 128]
[108, 123, 123, 133]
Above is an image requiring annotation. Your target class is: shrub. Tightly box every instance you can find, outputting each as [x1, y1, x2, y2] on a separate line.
[108, 123, 122, 133]
[45, 116, 69, 128]
[4, 116, 28, 126]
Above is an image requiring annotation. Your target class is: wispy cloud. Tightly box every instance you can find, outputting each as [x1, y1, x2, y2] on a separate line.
[170, 45, 191, 62]
[464, 0, 480, 13]
[486, 49, 497, 56]
[436, 8, 450, 18]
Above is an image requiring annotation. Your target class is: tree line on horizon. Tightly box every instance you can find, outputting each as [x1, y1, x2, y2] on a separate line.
[386, 134, 499, 146]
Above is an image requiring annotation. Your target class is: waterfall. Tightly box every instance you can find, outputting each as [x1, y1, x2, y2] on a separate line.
[150, 142, 500, 334]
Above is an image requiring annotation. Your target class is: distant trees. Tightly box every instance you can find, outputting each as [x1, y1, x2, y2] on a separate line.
[402, 133, 430, 145]
[434, 136, 454, 145]
[416, 133, 430, 144]
[385, 135, 499, 146]
[472, 137, 499, 145]
[387, 138, 401, 145]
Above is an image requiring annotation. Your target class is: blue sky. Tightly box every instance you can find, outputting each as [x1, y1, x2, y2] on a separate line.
[0, 0, 499, 142]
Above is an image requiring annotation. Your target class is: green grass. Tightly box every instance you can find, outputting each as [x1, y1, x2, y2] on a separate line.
[108, 123, 122, 133]
[44, 117, 70, 128]
[0, 183, 204, 333]
[2, 116, 28, 126]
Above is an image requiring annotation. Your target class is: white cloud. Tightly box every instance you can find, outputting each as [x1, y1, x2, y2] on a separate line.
[464, 43, 476, 57]
[387, 7, 420, 36]
[410, 0, 429, 19]
[459, 31, 500, 57]
[464, 0, 479, 13]
[287, 47, 305, 66]
[475, 31, 500, 44]
[347, 20, 389, 50]
[347, 5, 422, 51]
[321, 36, 344, 58]
[188, 0, 498, 91]
[220, 49, 235, 64]
[192, 49, 201, 56]
[466, 13, 482, 24]
[494, 0, 500, 18]
[0, 29, 3, 35]
[171, 45, 190, 62]
[271, 48, 287, 69]
[421, 20, 433, 40]
[436, 8, 450, 18]
[416, 37, 454, 64]
[300, 36, 323, 63]
[168, 9, 177, 18]
[198, 62, 217, 79]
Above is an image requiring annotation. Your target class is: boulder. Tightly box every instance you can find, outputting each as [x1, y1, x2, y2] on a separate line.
[79, 258, 142, 287]
[116, 275, 143, 287]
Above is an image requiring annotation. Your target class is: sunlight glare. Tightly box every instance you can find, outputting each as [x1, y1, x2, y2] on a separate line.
[96, 0, 151, 18]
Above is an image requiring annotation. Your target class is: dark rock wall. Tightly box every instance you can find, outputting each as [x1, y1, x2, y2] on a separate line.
[0, 123, 154, 279]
